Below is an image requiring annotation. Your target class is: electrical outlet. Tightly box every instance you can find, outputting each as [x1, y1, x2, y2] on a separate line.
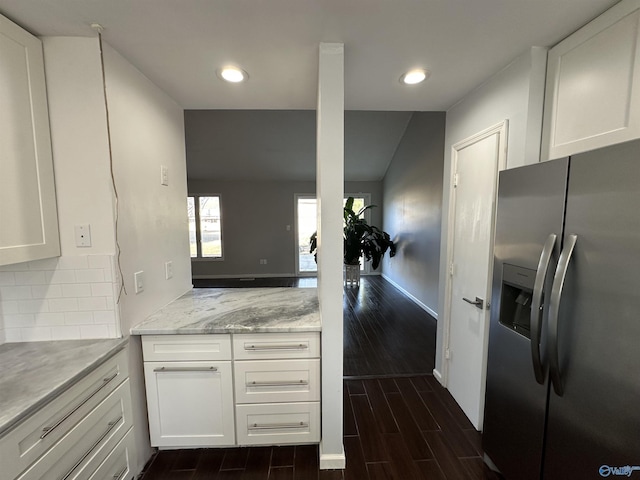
[165, 261, 173, 279]
[259, 259, 268, 265]
[134, 271, 144, 294]
[74, 224, 92, 247]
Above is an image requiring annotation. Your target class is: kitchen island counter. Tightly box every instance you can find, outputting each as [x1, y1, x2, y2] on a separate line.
[131, 287, 320, 335]
[0, 337, 128, 437]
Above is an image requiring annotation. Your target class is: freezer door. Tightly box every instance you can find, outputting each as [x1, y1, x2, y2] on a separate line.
[543, 140, 640, 479]
[483, 158, 569, 480]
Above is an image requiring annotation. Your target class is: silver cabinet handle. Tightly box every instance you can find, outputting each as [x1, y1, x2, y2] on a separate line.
[113, 466, 128, 480]
[463, 297, 484, 309]
[60, 415, 123, 480]
[248, 421, 308, 431]
[247, 380, 308, 387]
[245, 344, 308, 351]
[41, 372, 119, 440]
[530, 233, 557, 384]
[153, 366, 218, 372]
[548, 234, 577, 397]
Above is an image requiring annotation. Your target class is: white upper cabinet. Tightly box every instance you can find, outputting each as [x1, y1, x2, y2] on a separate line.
[542, 0, 640, 160]
[0, 14, 60, 265]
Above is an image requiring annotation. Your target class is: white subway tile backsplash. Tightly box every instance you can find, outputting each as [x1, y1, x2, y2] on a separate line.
[64, 312, 94, 325]
[91, 283, 113, 297]
[21, 327, 53, 341]
[78, 297, 108, 311]
[1, 255, 120, 343]
[57, 256, 89, 270]
[0, 272, 15, 286]
[62, 283, 92, 298]
[75, 268, 105, 283]
[0, 286, 33, 301]
[93, 310, 116, 324]
[14, 271, 46, 285]
[51, 326, 81, 340]
[31, 284, 63, 299]
[18, 299, 48, 314]
[46, 269, 77, 284]
[4, 314, 35, 328]
[80, 324, 109, 339]
[4, 328, 22, 341]
[34, 312, 65, 326]
[0, 301, 19, 315]
[49, 297, 79, 313]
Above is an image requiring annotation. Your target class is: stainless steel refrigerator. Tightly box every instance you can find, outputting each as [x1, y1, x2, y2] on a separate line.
[483, 139, 640, 480]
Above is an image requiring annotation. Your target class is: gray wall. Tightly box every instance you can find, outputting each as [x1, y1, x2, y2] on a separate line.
[381, 112, 445, 315]
[189, 180, 382, 278]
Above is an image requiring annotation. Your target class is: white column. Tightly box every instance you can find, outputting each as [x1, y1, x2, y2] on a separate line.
[317, 42, 345, 470]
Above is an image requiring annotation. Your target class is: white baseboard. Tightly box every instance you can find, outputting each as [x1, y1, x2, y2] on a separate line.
[433, 368, 444, 385]
[192, 273, 296, 279]
[319, 442, 346, 470]
[381, 274, 438, 319]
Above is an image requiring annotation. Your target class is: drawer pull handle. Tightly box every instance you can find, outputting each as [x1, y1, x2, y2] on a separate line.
[113, 466, 128, 480]
[245, 344, 308, 351]
[154, 366, 218, 372]
[41, 372, 119, 440]
[248, 380, 308, 387]
[60, 415, 123, 480]
[248, 421, 309, 431]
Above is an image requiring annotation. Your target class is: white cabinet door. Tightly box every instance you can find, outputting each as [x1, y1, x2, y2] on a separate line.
[542, 0, 640, 160]
[144, 361, 235, 448]
[0, 14, 60, 265]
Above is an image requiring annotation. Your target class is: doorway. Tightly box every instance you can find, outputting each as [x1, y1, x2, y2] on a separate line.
[443, 121, 507, 429]
[294, 194, 371, 276]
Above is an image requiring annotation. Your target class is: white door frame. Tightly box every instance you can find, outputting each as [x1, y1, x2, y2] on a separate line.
[440, 120, 508, 387]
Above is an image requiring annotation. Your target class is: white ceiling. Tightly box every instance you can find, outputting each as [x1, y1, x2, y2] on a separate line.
[0, 0, 618, 111]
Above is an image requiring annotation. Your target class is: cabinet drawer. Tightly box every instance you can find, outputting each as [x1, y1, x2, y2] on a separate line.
[234, 359, 320, 404]
[235, 402, 320, 446]
[0, 349, 128, 480]
[17, 379, 133, 480]
[142, 335, 231, 361]
[233, 333, 320, 360]
[87, 427, 136, 480]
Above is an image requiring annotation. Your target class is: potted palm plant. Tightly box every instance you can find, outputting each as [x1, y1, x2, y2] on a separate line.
[309, 197, 396, 285]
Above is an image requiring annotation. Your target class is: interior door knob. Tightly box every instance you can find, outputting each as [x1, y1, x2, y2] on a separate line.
[463, 296, 485, 309]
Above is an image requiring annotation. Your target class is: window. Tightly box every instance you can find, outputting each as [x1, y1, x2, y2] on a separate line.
[188, 195, 223, 259]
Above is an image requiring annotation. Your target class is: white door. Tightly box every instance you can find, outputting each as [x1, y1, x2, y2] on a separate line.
[445, 122, 506, 429]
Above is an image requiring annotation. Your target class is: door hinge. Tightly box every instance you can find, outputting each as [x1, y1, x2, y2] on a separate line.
[445, 348, 451, 360]
[453, 173, 459, 188]
[449, 263, 455, 276]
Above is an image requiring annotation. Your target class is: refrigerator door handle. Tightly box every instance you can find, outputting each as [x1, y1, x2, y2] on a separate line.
[548, 234, 578, 396]
[530, 233, 557, 384]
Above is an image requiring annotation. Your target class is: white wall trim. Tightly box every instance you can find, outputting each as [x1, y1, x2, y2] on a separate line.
[433, 368, 444, 385]
[319, 442, 346, 470]
[191, 273, 295, 279]
[381, 273, 438, 319]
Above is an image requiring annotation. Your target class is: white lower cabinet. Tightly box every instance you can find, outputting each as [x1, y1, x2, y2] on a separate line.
[143, 361, 235, 447]
[0, 348, 136, 480]
[141, 332, 321, 449]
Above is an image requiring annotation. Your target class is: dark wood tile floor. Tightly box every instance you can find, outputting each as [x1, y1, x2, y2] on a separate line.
[151, 276, 499, 479]
[141, 375, 501, 479]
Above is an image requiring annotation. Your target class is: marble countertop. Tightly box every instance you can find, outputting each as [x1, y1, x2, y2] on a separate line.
[131, 287, 321, 335]
[0, 337, 128, 438]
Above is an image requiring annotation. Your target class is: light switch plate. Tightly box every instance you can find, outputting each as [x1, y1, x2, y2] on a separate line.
[134, 271, 144, 294]
[160, 165, 169, 186]
[165, 261, 173, 279]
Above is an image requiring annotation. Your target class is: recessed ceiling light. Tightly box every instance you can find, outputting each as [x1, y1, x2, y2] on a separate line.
[219, 66, 248, 83]
[400, 69, 430, 85]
